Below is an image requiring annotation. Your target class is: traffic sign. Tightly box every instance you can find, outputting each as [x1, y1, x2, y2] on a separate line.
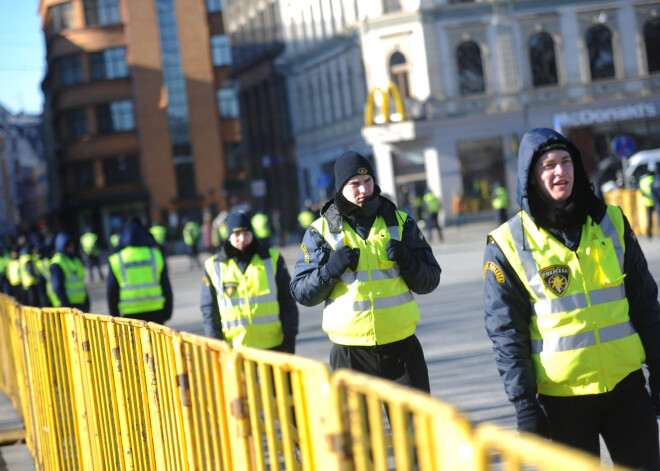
[315, 172, 332, 189]
[611, 134, 636, 158]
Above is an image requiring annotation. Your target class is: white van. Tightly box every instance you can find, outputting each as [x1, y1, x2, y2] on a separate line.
[624, 148, 660, 186]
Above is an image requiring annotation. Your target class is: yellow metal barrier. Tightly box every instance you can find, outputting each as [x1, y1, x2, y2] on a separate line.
[603, 188, 655, 236]
[329, 369, 475, 471]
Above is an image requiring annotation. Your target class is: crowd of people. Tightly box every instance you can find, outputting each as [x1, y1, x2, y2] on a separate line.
[1, 130, 660, 469]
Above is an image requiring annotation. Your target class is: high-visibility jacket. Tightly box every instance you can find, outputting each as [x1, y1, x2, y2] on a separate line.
[50, 253, 87, 306]
[311, 210, 420, 346]
[150, 225, 167, 245]
[80, 232, 100, 256]
[6, 259, 21, 287]
[205, 249, 283, 348]
[251, 213, 272, 239]
[218, 223, 228, 241]
[38, 258, 57, 306]
[492, 186, 508, 210]
[639, 174, 655, 207]
[19, 253, 38, 288]
[0, 253, 7, 277]
[489, 206, 645, 396]
[423, 192, 440, 213]
[110, 234, 120, 248]
[183, 222, 200, 246]
[297, 210, 315, 229]
[108, 246, 165, 316]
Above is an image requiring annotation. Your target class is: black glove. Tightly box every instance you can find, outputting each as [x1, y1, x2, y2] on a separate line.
[325, 245, 359, 278]
[386, 239, 412, 268]
[648, 363, 660, 415]
[515, 403, 549, 437]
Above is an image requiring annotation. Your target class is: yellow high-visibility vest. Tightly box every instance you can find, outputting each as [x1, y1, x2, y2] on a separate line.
[50, 253, 87, 306]
[19, 253, 38, 287]
[489, 206, 645, 396]
[312, 210, 420, 346]
[6, 259, 21, 287]
[205, 249, 283, 349]
[108, 246, 165, 315]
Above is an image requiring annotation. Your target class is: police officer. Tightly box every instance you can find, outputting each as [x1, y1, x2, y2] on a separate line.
[183, 219, 202, 269]
[19, 243, 45, 307]
[80, 230, 104, 282]
[290, 151, 441, 392]
[107, 218, 173, 324]
[251, 212, 273, 249]
[297, 201, 315, 239]
[491, 181, 509, 226]
[483, 128, 660, 470]
[51, 233, 90, 312]
[5, 245, 22, 300]
[150, 222, 168, 254]
[200, 211, 298, 352]
[640, 170, 656, 238]
[0, 244, 8, 296]
[422, 189, 443, 242]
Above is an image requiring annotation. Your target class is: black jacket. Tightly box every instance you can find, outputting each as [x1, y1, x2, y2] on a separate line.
[200, 240, 299, 344]
[483, 128, 660, 411]
[106, 220, 173, 323]
[290, 195, 440, 311]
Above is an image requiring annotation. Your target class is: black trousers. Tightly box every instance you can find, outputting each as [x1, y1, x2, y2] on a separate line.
[330, 335, 430, 393]
[539, 370, 660, 471]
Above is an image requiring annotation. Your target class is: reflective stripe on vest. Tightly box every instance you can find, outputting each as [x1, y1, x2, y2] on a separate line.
[109, 247, 165, 315]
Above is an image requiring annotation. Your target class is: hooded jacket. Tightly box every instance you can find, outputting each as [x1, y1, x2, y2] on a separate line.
[107, 220, 173, 322]
[483, 128, 660, 409]
[51, 233, 90, 311]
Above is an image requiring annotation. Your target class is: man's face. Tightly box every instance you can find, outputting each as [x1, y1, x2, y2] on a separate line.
[65, 241, 76, 255]
[532, 150, 574, 205]
[229, 230, 253, 250]
[341, 174, 374, 207]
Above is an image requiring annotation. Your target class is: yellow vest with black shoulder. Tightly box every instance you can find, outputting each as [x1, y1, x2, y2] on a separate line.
[50, 253, 87, 306]
[109, 247, 165, 315]
[19, 253, 38, 287]
[489, 205, 645, 396]
[205, 249, 283, 349]
[311, 210, 419, 346]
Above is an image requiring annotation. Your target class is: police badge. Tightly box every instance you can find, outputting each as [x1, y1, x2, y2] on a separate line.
[540, 265, 570, 296]
[224, 282, 238, 297]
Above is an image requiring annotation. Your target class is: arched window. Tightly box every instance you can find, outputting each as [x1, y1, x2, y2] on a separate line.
[644, 18, 660, 74]
[529, 32, 558, 87]
[389, 51, 410, 99]
[586, 25, 615, 80]
[457, 41, 485, 95]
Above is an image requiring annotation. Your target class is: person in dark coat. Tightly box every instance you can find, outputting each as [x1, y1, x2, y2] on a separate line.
[50, 233, 90, 312]
[107, 218, 173, 324]
[290, 151, 441, 392]
[483, 128, 660, 470]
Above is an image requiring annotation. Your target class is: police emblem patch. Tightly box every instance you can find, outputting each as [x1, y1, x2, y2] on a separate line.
[357, 167, 368, 175]
[540, 265, 570, 296]
[483, 261, 505, 283]
[224, 282, 238, 297]
[301, 243, 310, 263]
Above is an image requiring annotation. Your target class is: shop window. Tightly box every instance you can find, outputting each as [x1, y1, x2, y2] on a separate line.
[389, 51, 410, 100]
[103, 155, 139, 186]
[73, 161, 95, 190]
[65, 108, 89, 140]
[217, 87, 240, 118]
[206, 0, 222, 12]
[529, 32, 558, 87]
[90, 47, 128, 81]
[84, 0, 120, 26]
[586, 25, 615, 80]
[96, 100, 135, 134]
[457, 137, 505, 213]
[59, 55, 83, 87]
[644, 18, 660, 74]
[383, 0, 401, 14]
[211, 35, 232, 67]
[457, 41, 485, 95]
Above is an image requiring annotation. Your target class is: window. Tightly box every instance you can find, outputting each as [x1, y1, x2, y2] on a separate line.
[103, 155, 139, 186]
[59, 55, 83, 86]
[529, 32, 558, 87]
[389, 51, 410, 99]
[206, 0, 222, 12]
[457, 41, 485, 95]
[586, 25, 615, 80]
[65, 108, 89, 140]
[224, 143, 243, 172]
[49, 2, 75, 34]
[217, 88, 240, 118]
[644, 19, 660, 74]
[96, 101, 135, 134]
[210, 35, 232, 66]
[175, 162, 197, 198]
[382, 0, 401, 14]
[84, 0, 120, 26]
[73, 161, 95, 190]
[90, 47, 128, 80]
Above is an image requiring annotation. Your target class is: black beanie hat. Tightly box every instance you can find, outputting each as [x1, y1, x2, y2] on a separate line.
[225, 211, 253, 235]
[334, 151, 375, 192]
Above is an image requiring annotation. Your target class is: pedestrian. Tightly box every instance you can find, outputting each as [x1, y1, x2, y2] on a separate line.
[5, 245, 22, 301]
[0, 243, 8, 296]
[50, 232, 90, 312]
[107, 218, 173, 324]
[639, 170, 655, 238]
[80, 229, 105, 281]
[251, 211, 273, 249]
[200, 211, 298, 352]
[19, 243, 46, 307]
[422, 189, 443, 242]
[297, 201, 315, 240]
[290, 150, 441, 392]
[491, 181, 509, 226]
[483, 128, 660, 470]
[149, 222, 168, 255]
[183, 219, 202, 269]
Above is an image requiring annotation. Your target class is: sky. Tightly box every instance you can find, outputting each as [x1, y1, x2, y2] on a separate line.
[0, 0, 45, 115]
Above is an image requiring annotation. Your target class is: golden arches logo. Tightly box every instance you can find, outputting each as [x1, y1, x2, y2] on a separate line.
[364, 82, 406, 126]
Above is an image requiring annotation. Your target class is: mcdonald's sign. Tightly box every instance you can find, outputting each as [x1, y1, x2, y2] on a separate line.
[364, 82, 407, 126]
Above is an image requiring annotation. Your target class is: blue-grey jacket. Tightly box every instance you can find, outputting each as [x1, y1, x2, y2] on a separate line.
[483, 128, 660, 411]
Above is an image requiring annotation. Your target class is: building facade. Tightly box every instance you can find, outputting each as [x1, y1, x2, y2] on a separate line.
[38, 0, 240, 242]
[275, 0, 660, 224]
